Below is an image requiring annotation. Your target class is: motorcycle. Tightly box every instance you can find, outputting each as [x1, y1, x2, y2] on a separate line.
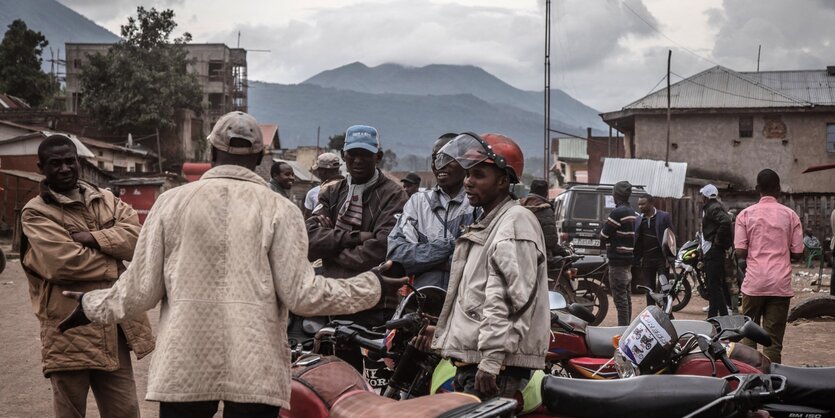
[549, 246, 609, 326]
[534, 373, 786, 418]
[282, 320, 518, 418]
[673, 232, 710, 310]
[614, 305, 835, 417]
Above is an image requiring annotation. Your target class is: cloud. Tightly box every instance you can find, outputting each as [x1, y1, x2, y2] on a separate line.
[56, 0, 185, 33]
[708, 0, 835, 72]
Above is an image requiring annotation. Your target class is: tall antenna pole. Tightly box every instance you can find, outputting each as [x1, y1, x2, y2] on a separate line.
[665, 50, 671, 168]
[757, 44, 761, 72]
[237, 31, 241, 48]
[544, 0, 551, 181]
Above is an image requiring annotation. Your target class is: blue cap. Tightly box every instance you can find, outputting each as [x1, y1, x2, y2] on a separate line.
[344, 125, 380, 153]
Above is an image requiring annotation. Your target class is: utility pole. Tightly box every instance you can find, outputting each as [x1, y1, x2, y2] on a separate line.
[665, 50, 671, 168]
[544, 0, 551, 181]
[316, 126, 321, 154]
[155, 128, 163, 173]
[757, 44, 762, 72]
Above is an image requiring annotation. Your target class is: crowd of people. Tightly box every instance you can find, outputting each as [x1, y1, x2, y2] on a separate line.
[18, 110, 821, 418]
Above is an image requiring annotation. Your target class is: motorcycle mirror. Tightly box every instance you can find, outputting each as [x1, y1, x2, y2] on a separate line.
[568, 303, 596, 323]
[739, 321, 773, 347]
[549, 291, 567, 310]
[662, 228, 677, 258]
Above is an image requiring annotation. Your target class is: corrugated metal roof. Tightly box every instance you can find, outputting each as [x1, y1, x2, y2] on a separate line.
[556, 138, 588, 161]
[600, 158, 687, 199]
[624, 66, 834, 110]
[274, 159, 320, 183]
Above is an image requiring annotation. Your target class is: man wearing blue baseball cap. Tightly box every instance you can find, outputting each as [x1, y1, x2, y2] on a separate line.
[307, 125, 408, 388]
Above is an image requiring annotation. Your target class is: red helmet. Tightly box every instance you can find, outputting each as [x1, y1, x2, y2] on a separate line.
[481, 133, 524, 183]
[434, 132, 525, 183]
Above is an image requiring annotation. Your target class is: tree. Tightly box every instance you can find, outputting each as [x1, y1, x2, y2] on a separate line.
[380, 149, 398, 171]
[327, 133, 345, 151]
[0, 19, 57, 107]
[80, 7, 201, 132]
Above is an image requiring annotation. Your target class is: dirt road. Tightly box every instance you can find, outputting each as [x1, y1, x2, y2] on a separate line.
[1, 259, 833, 417]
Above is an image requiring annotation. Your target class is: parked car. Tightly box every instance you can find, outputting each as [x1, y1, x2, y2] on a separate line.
[553, 184, 647, 255]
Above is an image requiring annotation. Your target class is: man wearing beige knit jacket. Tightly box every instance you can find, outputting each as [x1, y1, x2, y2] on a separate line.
[58, 111, 403, 418]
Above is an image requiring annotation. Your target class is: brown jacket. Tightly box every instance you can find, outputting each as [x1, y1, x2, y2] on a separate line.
[520, 194, 561, 258]
[307, 171, 407, 309]
[21, 181, 154, 376]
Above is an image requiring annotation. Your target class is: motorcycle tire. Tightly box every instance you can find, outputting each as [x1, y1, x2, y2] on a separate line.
[670, 276, 692, 313]
[787, 295, 835, 322]
[0, 248, 5, 275]
[681, 269, 709, 301]
[576, 279, 608, 326]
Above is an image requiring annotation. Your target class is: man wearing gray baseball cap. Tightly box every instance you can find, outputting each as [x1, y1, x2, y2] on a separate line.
[58, 112, 405, 418]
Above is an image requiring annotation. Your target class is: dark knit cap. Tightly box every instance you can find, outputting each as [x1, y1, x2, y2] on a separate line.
[529, 179, 549, 197]
[613, 181, 632, 201]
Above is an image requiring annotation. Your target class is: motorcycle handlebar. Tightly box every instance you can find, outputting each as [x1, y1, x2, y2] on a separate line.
[378, 312, 421, 331]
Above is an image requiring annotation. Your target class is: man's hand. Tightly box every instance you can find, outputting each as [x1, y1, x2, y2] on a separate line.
[57, 291, 91, 332]
[71, 231, 101, 250]
[371, 261, 409, 292]
[313, 215, 333, 229]
[474, 369, 499, 398]
[411, 325, 435, 352]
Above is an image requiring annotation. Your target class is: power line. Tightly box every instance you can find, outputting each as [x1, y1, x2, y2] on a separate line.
[620, 0, 723, 68]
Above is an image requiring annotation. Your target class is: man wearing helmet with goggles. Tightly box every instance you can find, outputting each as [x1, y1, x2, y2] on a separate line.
[428, 133, 549, 401]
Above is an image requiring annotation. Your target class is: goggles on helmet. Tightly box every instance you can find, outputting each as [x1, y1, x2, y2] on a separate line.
[434, 132, 507, 172]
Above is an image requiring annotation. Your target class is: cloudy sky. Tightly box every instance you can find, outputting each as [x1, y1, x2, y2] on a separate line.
[57, 0, 835, 112]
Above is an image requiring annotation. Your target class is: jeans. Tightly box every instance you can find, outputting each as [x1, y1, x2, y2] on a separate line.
[49, 328, 139, 418]
[608, 264, 632, 326]
[638, 258, 667, 308]
[705, 247, 729, 317]
[160, 401, 279, 418]
[741, 295, 791, 363]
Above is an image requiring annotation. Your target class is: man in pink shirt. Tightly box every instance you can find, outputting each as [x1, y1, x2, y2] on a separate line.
[734, 169, 803, 363]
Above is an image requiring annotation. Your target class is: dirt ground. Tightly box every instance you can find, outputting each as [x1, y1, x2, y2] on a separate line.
[1, 259, 833, 418]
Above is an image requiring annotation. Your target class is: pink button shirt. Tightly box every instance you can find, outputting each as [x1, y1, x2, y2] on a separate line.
[734, 196, 803, 297]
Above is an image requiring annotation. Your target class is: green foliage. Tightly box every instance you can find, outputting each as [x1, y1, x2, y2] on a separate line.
[0, 19, 58, 107]
[327, 133, 345, 151]
[380, 148, 398, 171]
[80, 7, 202, 132]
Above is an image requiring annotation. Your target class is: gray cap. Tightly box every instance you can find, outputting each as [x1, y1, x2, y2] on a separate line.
[207, 111, 264, 155]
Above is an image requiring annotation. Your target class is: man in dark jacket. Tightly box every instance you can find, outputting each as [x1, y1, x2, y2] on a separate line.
[634, 194, 674, 308]
[700, 184, 733, 317]
[600, 181, 638, 326]
[521, 179, 566, 263]
[306, 124, 408, 386]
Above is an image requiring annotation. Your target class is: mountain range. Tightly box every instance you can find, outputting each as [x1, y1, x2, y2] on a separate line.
[1, 0, 607, 175]
[250, 63, 607, 173]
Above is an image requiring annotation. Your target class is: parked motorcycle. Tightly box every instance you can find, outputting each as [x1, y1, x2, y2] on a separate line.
[549, 246, 609, 326]
[534, 373, 786, 418]
[614, 305, 835, 417]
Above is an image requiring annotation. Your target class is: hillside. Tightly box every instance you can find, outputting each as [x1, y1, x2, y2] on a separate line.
[249, 81, 587, 171]
[304, 62, 606, 131]
[0, 0, 119, 72]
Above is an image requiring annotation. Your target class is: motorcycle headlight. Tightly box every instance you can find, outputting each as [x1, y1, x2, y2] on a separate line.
[614, 349, 640, 378]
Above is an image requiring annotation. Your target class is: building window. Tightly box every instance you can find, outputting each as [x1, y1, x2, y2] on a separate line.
[73, 59, 81, 68]
[208, 93, 223, 110]
[739, 116, 753, 138]
[208, 61, 224, 81]
[827, 124, 835, 153]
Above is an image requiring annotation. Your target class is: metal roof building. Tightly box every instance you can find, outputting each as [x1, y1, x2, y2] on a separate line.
[600, 158, 688, 199]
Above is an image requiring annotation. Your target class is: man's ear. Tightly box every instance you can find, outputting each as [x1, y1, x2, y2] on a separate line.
[376, 150, 384, 162]
[36, 161, 44, 174]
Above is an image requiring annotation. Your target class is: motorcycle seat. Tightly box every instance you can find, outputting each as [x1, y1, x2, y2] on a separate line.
[770, 363, 835, 409]
[585, 326, 626, 357]
[541, 375, 729, 418]
[330, 391, 480, 418]
[585, 320, 715, 359]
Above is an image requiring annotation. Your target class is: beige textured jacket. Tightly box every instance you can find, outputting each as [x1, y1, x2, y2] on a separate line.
[431, 198, 550, 375]
[82, 165, 382, 408]
[21, 181, 154, 375]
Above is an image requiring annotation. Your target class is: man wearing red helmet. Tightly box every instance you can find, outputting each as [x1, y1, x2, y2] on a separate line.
[429, 133, 549, 401]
